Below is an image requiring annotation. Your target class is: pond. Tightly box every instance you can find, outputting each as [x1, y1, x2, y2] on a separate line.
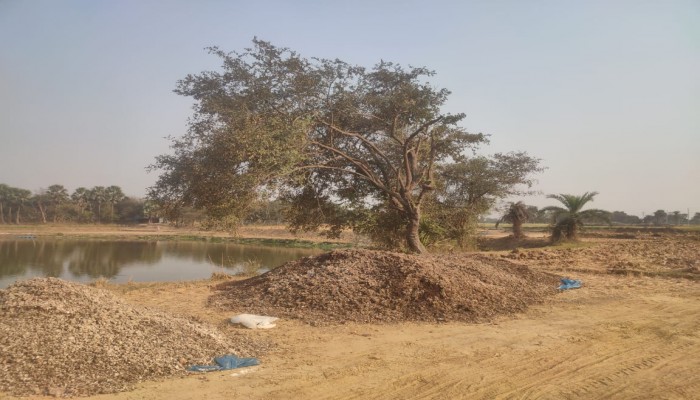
[0, 238, 326, 289]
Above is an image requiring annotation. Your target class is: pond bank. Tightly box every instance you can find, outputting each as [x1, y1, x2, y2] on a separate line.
[0, 224, 353, 250]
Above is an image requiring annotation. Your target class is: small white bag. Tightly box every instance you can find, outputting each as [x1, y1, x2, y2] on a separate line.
[230, 313, 279, 329]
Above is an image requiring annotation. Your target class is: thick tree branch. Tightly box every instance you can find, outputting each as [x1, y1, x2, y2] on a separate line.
[308, 139, 389, 194]
[407, 116, 444, 142]
[318, 120, 399, 177]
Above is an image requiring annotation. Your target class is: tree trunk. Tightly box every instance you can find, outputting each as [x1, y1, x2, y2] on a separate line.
[0, 203, 4, 224]
[567, 221, 578, 240]
[38, 203, 47, 224]
[406, 212, 427, 254]
[513, 219, 523, 239]
[15, 206, 20, 224]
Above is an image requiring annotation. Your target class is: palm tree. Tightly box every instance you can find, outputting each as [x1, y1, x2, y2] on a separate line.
[71, 187, 95, 223]
[88, 186, 107, 223]
[71, 187, 90, 217]
[46, 184, 69, 223]
[105, 186, 125, 223]
[496, 201, 531, 239]
[542, 192, 609, 241]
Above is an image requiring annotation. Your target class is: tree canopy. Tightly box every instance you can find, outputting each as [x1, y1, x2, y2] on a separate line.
[149, 39, 542, 252]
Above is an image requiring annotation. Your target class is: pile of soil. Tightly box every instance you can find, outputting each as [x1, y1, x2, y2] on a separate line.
[0, 278, 254, 397]
[210, 249, 560, 325]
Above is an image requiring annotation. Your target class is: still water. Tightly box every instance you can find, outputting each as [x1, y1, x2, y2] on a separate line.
[0, 238, 325, 289]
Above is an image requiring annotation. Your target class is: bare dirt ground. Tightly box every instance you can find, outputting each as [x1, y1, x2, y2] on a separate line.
[1, 230, 698, 399]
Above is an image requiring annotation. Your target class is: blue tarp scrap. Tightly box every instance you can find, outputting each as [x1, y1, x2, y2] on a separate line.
[187, 355, 259, 372]
[558, 278, 582, 290]
[559, 278, 582, 290]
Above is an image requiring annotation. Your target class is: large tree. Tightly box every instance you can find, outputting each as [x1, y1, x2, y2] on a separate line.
[653, 209, 667, 226]
[438, 152, 543, 210]
[419, 151, 543, 247]
[150, 39, 492, 253]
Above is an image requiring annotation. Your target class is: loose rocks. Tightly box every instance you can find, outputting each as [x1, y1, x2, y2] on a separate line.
[0, 278, 248, 397]
[210, 249, 560, 325]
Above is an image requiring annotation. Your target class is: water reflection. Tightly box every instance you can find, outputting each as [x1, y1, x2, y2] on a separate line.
[0, 238, 323, 288]
[66, 241, 162, 278]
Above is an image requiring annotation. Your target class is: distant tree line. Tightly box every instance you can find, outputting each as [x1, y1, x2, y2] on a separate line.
[493, 204, 699, 226]
[592, 208, 697, 226]
[3, 182, 694, 231]
[0, 184, 154, 224]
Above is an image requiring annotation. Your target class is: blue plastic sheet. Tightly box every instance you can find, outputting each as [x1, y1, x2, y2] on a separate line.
[558, 278, 582, 290]
[188, 355, 259, 372]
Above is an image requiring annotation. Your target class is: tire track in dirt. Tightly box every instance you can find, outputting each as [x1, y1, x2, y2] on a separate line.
[557, 340, 700, 399]
[312, 282, 700, 400]
[343, 333, 699, 400]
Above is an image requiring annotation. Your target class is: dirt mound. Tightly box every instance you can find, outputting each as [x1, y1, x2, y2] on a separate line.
[210, 249, 560, 324]
[0, 278, 253, 397]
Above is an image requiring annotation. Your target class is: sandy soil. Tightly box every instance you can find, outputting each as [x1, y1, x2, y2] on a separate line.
[31, 274, 697, 400]
[2, 232, 699, 399]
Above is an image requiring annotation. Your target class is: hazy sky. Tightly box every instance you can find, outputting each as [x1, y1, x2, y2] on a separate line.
[1, 0, 698, 216]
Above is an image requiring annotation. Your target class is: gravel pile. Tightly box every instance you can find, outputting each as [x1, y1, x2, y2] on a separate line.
[210, 249, 560, 324]
[0, 278, 251, 397]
